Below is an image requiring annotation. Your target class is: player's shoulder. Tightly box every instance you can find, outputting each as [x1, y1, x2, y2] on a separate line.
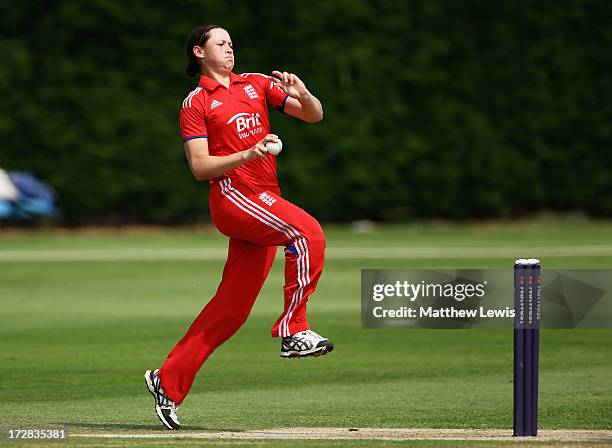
[238, 72, 272, 87]
[239, 72, 271, 80]
[181, 86, 206, 110]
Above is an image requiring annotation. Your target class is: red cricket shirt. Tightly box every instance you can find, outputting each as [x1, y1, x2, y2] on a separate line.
[180, 72, 288, 193]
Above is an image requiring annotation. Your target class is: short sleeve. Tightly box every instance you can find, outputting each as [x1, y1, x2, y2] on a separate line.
[266, 80, 288, 113]
[180, 94, 207, 142]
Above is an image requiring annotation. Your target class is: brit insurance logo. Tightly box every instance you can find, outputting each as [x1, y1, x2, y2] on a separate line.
[226, 112, 263, 140]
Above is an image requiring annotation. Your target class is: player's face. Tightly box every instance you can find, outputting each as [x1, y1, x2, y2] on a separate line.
[204, 28, 234, 72]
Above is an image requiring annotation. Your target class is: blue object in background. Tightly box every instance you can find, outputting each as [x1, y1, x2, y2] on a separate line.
[0, 200, 15, 218]
[0, 172, 57, 220]
[9, 172, 55, 203]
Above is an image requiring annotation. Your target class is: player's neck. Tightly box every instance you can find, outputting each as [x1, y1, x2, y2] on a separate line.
[202, 68, 231, 88]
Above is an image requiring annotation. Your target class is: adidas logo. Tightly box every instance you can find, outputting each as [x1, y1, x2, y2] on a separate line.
[210, 99, 223, 110]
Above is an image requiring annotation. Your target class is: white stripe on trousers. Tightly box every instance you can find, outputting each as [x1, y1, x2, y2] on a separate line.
[223, 180, 311, 337]
[219, 179, 310, 337]
[219, 179, 307, 338]
[219, 179, 307, 337]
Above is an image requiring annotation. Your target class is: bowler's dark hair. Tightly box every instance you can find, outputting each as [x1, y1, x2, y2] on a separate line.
[185, 25, 223, 78]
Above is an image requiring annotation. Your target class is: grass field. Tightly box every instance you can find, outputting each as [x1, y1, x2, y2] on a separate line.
[1, 221, 611, 447]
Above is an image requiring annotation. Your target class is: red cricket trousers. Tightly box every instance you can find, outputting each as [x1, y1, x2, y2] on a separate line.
[159, 178, 325, 404]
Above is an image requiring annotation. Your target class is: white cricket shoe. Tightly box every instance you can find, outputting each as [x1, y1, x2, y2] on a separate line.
[144, 369, 180, 430]
[281, 330, 334, 358]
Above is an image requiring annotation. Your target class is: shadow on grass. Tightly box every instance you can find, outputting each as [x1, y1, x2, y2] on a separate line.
[57, 422, 244, 432]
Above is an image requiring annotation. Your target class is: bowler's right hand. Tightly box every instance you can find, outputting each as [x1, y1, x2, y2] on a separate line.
[245, 134, 280, 161]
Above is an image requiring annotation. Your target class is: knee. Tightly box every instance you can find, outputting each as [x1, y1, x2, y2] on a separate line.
[303, 220, 325, 250]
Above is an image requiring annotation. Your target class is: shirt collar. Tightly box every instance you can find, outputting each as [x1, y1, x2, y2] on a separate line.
[198, 72, 246, 91]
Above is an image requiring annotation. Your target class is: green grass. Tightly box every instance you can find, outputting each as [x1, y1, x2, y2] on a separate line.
[0, 221, 611, 447]
[3, 219, 612, 250]
[2, 439, 609, 448]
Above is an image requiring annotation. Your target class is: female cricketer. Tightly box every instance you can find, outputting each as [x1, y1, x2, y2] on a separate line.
[144, 25, 333, 430]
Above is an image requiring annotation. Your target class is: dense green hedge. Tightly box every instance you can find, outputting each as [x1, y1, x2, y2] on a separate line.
[1, 0, 610, 223]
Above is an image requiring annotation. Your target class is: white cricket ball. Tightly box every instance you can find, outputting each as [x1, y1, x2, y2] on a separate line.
[265, 139, 283, 156]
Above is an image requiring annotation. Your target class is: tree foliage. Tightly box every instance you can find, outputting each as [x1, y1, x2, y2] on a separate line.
[1, 0, 610, 223]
